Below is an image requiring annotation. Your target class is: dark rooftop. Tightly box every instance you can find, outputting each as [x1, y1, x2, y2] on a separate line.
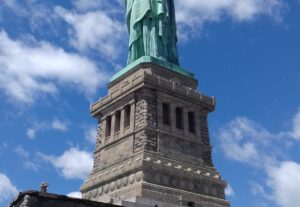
[9, 191, 120, 207]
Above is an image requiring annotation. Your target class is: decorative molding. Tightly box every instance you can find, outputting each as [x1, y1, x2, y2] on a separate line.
[90, 67, 214, 114]
[83, 171, 144, 200]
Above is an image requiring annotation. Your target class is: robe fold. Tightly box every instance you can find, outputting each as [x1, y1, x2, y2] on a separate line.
[125, 0, 179, 65]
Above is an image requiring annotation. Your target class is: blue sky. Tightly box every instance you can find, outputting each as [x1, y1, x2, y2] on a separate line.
[0, 0, 299, 207]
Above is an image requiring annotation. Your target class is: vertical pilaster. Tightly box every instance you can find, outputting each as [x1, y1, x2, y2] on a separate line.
[120, 108, 125, 136]
[111, 114, 116, 139]
[200, 112, 213, 166]
[130, 103, 135, 132]
[103, 117, 108, 139]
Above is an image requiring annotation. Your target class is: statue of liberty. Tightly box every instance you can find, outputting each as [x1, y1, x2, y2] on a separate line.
[125, 0, 179, 66]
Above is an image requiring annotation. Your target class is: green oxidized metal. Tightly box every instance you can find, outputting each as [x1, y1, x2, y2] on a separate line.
[110, 56, 194, 82]
[111, 0, 193, 82]
[125, 0, 179, 65]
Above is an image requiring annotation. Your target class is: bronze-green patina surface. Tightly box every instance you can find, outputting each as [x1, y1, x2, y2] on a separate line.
[111, 0, 193, 82]
[125, 0, 179, 65]
[110, 56, 194, 82]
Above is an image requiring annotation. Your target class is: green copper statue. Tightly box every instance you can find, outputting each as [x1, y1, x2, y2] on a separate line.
[125, 0, 179, 65]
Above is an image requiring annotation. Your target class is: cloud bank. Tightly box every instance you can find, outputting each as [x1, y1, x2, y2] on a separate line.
[0, 0, 288, 104]
[55, 6, 126, 61]
[218, 107, 300, 207]
[0, 173, 18, 203]
[0, 31, 108, 104]
[40, 148, 93, 180]
[26, 119, 69, 139]
[176, 0, 286, 36]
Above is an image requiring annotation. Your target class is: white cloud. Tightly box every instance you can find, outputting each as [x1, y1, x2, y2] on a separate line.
[67, 191, 82, 198]
[267, 161, 300, 207]
[176, 0, 286, 36]
[55, 0, 287, 50]
[0, 173, 18, 203]
[84, 125, 97, 144]
[55, 6, 126, 61]
[14, 146, 29, 158]
[2, 0, 287, 57]
[2, 0, 24, 15]
[13, 146, 39, 172]
[0, 31, 108, 104]
[24, 161, 39, 172]
[218, 107, 300, 207]
[1, 0, 57, 30]
[72, 0, 101, 11]
[218, 108, 300, 168]
[291, 107, 300, 139]
[218, 117, 273, 166]
[26, 128, 36, 139]
[72, 0, 124, 12]
[51, 119, 68, 132]
[26, 119, 69, 139]
[40, 148, 93, 180]
[250, 181, 268, 197]
[225, 184, 235, 197]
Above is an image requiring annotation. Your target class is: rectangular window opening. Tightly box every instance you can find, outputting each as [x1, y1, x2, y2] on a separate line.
[162, 103, 170, 125]
[105, 116, 112, 137]
[115, 111, 121, 132]
[124, 105, 131, 128]
[188, 111, 196, 133]
[176, 107, 183, 130]
[188, 201, 195, 207]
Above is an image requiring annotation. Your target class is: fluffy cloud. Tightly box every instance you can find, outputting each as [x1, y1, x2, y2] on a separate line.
[218, 109, 300, 167]
[225, 184, 235, 197]
[84, 125, 97, 144]
[41, 148, 93, 180]
[72, 0, 123, 11]
[14, 146, 29, 158]
[0, 31, 108, 104]
[55, 6, 126, 61]
[56, 0, 287, 48]
[218, 117, 273, 166]
[1, 0, 57, 30]
[26, 119, 69, 139]
[26, 128, 36, 139]
[67, 191, 82, 198]
[291, 107, 300, 139]
[23, 161, 39, 172]
[72, 0, 101, 11]
[51, 119, 68, 132]
[1, 0, 288, 60]
[0, 173, 18, 203]
[13, 146, 39, 172]
[267, 161, 300, 207]
[218, 107, 300, 207]
[176, 0, 286, 36]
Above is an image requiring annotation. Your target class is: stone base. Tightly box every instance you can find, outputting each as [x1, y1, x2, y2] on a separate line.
[81, 152, 229, 207]
[82, 62, 229, 207]
[121, 184, 230, 207]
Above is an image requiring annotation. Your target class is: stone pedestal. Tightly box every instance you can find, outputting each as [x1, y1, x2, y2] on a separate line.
[80, 61, 230, 207]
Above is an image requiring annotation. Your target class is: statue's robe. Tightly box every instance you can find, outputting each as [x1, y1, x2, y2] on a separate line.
[125, 0, 179, 65]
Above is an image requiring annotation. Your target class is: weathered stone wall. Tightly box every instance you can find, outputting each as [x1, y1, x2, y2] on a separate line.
[199, 112, 213, 167]
[81, 64, 229, 207]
